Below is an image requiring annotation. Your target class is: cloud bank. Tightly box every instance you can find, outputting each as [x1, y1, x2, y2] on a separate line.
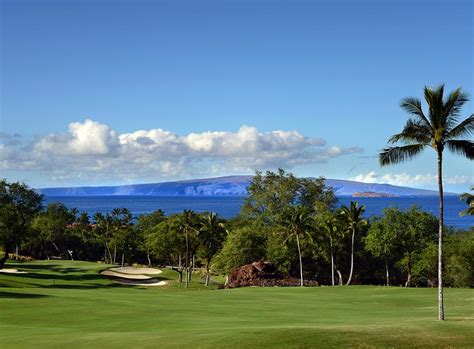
[350, 171, 472, 187]
[1, 119, 362, 184]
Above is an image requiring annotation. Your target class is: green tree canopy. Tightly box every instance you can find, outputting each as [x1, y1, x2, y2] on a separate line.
[0, 179, 43, 267]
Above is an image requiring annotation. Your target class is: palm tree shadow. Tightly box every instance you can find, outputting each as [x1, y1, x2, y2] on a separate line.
[0, 291, 51, 298]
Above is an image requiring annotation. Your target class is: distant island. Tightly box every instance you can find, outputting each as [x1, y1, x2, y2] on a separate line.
[352, 191, 399, 198]
[38, 176, 456, 197]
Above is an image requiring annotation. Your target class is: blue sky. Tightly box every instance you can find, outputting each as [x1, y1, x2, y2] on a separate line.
[1, 0, 472, 192]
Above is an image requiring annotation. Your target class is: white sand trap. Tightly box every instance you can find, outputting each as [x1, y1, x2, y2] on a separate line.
[0, 268, 27, 274]
[100, 270, 152, 280]
[113, 279, 168, 287]
[109, 267, 162, 275]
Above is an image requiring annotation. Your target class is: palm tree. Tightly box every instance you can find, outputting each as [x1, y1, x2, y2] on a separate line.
[321, 214, 339, 286]
[379, 84, 473, 320]
[199, 213, 226, 286]
[279, 206, 314, 287]
[340, 201, 366, 286]
[177, 209, 198, 288]
[459, 187, 473, 216]
[93, 212, 113, 264]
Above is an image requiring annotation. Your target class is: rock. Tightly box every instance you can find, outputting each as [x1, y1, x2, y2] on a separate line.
[224, 261, 317, 288]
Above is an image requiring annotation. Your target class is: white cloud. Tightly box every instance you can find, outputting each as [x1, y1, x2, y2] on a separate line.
[1, 119, 363, 184]
[350, 171, 473, 186]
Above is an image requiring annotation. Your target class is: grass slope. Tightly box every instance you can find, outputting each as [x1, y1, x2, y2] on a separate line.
[0, 260, 473, 348]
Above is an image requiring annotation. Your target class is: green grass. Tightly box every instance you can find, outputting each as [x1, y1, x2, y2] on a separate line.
[1, 260, 473, 348]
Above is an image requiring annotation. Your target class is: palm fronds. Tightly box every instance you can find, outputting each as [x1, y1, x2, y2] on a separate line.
[446, 114, 474, 139]
[379, 144, 426, 166]
[445, 140, 474, 159]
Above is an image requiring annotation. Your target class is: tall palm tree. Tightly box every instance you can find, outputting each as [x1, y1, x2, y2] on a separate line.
[93, 212, 113, 264]
[177, 209, 198, 288]
[279, 206, 314, 287]
[199, 213, 226, 286]
[379, 85, 473, 320]
[340, 201, 367, 286]
[321, 214, 339, 286]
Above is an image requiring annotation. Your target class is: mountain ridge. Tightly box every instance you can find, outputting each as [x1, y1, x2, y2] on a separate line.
[38, 175, 456, 197]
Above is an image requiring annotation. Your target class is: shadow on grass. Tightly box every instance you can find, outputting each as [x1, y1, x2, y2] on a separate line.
[7, 263, 90, 273]
[4, 271, 106, 283]
[0, 291, 51, 298]
[40, 283, 123, 290]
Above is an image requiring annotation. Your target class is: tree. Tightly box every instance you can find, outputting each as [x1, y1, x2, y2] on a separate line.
[0, 180, 43, 267]
[459, 187, 473, 216]
[198, 212, 227, 286]
[146, 216, 186, 282]
[278, 206, 314, 287]
[379, 84, 473, 320]
[31, 203, 75, 259]
[213, 226, 267, 275]
[365, 208, 403, 286]
[176, 210, 199, 288]
[340, 201, 367, 285]
[242, 169, 335, 226]
[93, 212, 114, 264]
[109, 208, 135, 264]
[317, 211, 342, 286]
[135, 210, 166, 266]
[395, 206, 438, 287]
[69, 211, 98, 261]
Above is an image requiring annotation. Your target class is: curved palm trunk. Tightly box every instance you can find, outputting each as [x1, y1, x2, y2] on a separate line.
[147, 252, 151, 266]
[437, 152, 445, 320]
[346, 226, 356, 285]
[336, 269, 343, 285]
[205, 260, 210, 286]
[329, 235, 335, 286]
[185, 230, 189, 289]
[296, 234, 303, 287]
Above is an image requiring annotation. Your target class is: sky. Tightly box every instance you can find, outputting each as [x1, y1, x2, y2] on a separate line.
[0, 0, 473, 192]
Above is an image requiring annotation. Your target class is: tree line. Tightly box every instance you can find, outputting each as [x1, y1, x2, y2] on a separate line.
[1, 171, 472, 289]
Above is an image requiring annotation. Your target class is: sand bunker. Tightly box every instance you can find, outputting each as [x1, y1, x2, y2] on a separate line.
[108, 267, 162, 275]
[0, 268, 27, 274]
[100, 266, 167, 287]
[100, 270, 151, 280]
[112, 279, 169, 287]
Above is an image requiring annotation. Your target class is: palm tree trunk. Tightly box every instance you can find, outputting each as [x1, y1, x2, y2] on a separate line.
[189, 254, 195, 281]
[104, 238, 112, 264]
[296, 234, 303, 287]
[437, 151, 445, 320]
[178, 253, 183, 282]
[205, 259, 210, 286]
[185, 230, 189, 289]
[405, 256, 411, 287]
[346, 226, 356, 285]
[336, 269, 343, 285]
[147, 252, 151, 267]
[329, 235, 335, 286]
[51, 240, 60, 254]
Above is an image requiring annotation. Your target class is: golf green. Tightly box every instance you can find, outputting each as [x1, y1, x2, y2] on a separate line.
[1, 260, 473, 348]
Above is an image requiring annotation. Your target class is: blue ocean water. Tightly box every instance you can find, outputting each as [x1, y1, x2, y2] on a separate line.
[44, 195, 473, 230]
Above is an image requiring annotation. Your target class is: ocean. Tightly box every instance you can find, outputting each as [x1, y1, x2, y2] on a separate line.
[44, 195, 473, 230]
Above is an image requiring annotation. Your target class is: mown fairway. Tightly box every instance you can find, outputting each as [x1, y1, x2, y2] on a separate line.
[0, 261, 473, 348]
